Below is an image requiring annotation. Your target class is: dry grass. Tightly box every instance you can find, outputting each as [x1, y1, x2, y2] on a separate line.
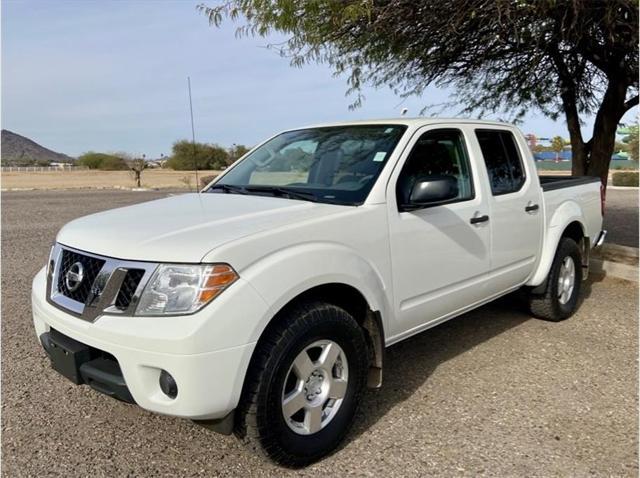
[0, 169, 221, 190]
[0, 168, 593, 191]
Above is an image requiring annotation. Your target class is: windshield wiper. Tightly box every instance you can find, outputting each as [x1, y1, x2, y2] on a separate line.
[210, 184, 354, 205]
[243, 186, 321, 203]
[209, 184, 250, 195]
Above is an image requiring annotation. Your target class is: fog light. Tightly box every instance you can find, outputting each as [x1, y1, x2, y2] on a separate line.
[159, 370, 178, 399]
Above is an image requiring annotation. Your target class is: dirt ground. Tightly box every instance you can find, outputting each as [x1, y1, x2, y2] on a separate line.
[1, 189, 638, 477]
[0, 169, 220, 190]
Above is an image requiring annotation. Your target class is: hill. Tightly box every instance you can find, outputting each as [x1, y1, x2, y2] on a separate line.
[1, 130, 74, 166]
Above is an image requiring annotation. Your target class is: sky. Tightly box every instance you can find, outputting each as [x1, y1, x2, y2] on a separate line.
[2, 0, 638, 158]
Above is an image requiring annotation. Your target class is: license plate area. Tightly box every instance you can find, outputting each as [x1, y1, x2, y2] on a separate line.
[42, 329, 94, 384]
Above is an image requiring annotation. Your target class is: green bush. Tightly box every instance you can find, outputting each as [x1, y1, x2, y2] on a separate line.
[77, 152, 127, 170]
[166, 140, 229, 170]
[612, 171, 639, 187]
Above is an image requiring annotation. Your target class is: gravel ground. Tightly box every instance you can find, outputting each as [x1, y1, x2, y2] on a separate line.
[1, 189, 638, 477]
[603, 188, 638, 248]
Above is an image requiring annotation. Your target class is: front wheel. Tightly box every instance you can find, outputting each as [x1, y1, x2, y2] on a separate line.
[528, 237, 583, 321]
[235, 301, 369, 466]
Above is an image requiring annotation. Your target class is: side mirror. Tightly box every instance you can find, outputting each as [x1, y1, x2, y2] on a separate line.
[408, 175, 459, 206]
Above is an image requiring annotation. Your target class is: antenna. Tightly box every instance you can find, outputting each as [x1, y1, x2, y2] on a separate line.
[400, 108, 408, 117]
[187, 76, 199, 192]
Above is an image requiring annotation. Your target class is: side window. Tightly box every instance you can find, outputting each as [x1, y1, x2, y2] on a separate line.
[475, 130, 526, 195]
[396, 129, 474, 207]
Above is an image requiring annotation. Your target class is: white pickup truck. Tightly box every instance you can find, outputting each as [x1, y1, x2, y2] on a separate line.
[32, 119, 605, 465]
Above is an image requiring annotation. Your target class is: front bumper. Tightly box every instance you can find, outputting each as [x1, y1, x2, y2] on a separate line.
[32, 268, 262, 420]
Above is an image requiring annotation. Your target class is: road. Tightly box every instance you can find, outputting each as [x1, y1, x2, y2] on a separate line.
[2, 190, 638, 477]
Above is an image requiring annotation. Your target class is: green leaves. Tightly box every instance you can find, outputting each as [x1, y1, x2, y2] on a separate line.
[198, 0, 637, 118]
[166, 140, 229, 170]
[76, 152, 128, 170]
[166, 141, 251, 170]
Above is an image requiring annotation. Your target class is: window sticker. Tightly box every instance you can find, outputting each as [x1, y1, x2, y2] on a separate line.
[372, 152, 387, 162]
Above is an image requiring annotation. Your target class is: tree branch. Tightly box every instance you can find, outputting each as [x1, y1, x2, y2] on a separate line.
[624, 95, 639, 112]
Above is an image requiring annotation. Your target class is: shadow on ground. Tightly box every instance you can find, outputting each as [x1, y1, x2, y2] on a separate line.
[343, 275, 603, 448]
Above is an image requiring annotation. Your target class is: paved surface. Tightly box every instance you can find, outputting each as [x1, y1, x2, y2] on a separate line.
[603, 188, 638, 248]
[2, 190, 638, 477]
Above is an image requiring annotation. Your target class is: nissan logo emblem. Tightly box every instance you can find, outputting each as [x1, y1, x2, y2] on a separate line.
[65, 262, 85, 292]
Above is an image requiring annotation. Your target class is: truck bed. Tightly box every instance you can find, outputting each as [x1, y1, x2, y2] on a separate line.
[539, 175, 601, 191]
[540, 175, 603, 249]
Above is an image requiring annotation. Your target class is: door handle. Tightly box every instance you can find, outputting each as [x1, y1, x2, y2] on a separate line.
[525, 202, 540, 213]
[470, 214, 490, 225]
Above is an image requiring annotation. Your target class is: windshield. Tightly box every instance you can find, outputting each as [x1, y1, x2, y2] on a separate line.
[208, 124, 407, 205]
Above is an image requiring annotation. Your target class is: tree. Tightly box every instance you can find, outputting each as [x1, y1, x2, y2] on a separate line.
[77, 152, 105, 169]
[550, 136, 566, 161]
[166, 140, 229, 170]
[77, 152, 128, 170]
[126, 155, 147, 188]
[226, 144, 251, 166]
[200, 1, 638, 186]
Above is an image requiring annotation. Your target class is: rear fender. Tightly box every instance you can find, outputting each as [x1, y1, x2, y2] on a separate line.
[527, 201, 586, 287]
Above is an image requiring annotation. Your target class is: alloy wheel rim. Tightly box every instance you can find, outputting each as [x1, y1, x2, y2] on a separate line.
[557, 256, 576, 305]
[281, 340, 349, 435]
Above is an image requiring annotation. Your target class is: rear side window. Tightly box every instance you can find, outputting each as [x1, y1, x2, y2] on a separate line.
[475, 130, 525, 195]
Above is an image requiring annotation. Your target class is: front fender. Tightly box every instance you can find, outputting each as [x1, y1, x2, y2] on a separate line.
[527, 200, 585, 286]
[239, 242, 391, 344]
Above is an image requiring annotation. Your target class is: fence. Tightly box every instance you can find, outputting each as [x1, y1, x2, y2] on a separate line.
[1, 166, 89, 173]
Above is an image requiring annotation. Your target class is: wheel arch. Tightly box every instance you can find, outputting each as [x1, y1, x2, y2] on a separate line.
[527, 215, 588, 288]
[250, 282, 385, 390]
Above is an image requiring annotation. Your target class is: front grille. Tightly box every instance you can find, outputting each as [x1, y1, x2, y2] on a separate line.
[48, 244, 156, 320]
[115, 269, 145, 310]
[57, 249, 106, 303]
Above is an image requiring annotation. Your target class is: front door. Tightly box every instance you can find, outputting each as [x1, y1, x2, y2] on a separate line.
[386, 126, 491, 341]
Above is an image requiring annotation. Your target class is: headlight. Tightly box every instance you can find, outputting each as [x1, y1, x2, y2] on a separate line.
[135, 264, 238, 316]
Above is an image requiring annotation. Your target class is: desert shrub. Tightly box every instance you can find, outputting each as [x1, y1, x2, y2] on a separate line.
[166, 140, 229, 170]
[101, 155, 128, 170]
[612, 171, 639, 187]
[77, 152, 127, 170]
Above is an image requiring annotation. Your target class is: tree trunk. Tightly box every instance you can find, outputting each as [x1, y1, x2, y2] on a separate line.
[570, 141, 588, 176]
[585, 80, 628, 187]
[561, 89, 588, 176]
[564, 79, 628, 186]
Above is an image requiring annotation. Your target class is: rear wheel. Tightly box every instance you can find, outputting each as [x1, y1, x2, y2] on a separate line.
[528, 237, 583, 321]
[235, 301, 368, 466]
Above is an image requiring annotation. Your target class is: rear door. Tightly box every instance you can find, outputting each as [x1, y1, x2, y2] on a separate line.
[472, 129, 543, 294]
[386, 126, 491, 340]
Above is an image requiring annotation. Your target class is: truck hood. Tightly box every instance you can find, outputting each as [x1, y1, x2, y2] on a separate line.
[57, 193, 343, 263]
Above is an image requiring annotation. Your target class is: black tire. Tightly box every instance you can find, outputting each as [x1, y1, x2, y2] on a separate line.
[528, 237, 583, 321]
[234, 301, 369, 467]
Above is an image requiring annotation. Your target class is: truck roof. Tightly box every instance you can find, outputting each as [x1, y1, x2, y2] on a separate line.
[298, 117, 517, 130]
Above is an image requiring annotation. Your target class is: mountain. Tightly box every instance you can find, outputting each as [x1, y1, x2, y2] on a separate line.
[1, 130, 74, 166]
